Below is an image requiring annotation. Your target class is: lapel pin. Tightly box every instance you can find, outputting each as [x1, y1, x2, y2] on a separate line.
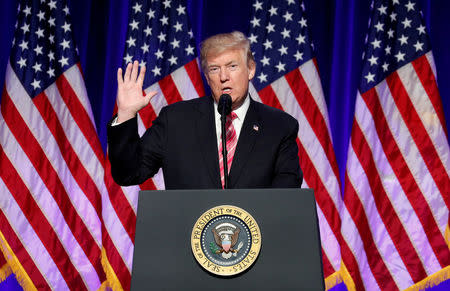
[253, 124, 259, 131]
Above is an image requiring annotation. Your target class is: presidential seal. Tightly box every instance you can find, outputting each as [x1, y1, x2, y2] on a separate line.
[191, 205, 261, 276]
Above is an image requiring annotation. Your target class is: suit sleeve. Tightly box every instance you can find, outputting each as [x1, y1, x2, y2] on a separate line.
[271, 117, 303, 188]
[106, 108, 168, 186]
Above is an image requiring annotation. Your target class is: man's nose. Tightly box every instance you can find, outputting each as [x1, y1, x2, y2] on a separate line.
[219, 68, 229, 82]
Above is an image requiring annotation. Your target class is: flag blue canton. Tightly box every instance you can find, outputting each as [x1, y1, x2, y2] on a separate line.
[360, 0, 431, 92]
[249, 0, 314, 91]
[10, 0, 78, 98]
[123, 0, 197, 89]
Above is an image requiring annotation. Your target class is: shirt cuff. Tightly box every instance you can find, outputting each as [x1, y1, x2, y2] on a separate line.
[111, 116, 120, 126]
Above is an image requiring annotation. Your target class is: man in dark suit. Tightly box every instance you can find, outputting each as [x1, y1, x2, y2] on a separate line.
[107, 31, 302, 189]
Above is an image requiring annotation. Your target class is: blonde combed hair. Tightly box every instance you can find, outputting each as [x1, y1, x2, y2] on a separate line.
[200, 31, 255, 72]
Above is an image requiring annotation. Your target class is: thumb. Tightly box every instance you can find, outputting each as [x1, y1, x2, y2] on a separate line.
[143, 91, 157, 105]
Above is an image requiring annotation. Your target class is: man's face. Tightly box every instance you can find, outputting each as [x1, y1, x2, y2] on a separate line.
[205, 49, 256, 110]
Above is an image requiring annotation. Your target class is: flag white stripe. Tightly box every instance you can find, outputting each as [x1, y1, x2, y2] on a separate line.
[396, 63, 450, 177]
[298, 61, 333, 139]
[145, 83, 167, 117]
[316, 205, 341, 271]
[151, 168, 166, 190]
[425, 52, 437, 80]
[270, 71, 343, 275]
[248, 82, 263, 103]
[0, 115, 101, 289]
[102, 195, 134, 272]
[301, 179, 309, 189]
[46, 82, 105, 187]
[347, 134, 419, 288]
[295, 64, 342, 205]
[0, 180, 68, 290]
[271, 76, 341, 210]
[374, 81, 448, 236]
[171, 66, 200, 100]
[6, 68, 102, 246]
[137, 112, 147, 137]
[356, 94, 440, 272]
[63, 65, 97, 128]
[340, 204, 381, 291]
[117, 185, 140, 215]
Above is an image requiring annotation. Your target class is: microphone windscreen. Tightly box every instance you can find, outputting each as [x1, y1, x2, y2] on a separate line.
[217, 94, 232, 116]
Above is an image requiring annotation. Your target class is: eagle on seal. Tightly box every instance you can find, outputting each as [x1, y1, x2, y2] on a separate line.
[212, 222, 241, 259]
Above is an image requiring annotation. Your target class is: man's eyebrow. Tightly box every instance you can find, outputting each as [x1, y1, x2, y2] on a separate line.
[207, 60, 238, 68]
[226, 60, 238, 65]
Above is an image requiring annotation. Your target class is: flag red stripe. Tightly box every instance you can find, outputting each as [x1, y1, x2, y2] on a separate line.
[259, 79, 343, 277]
[258, 85, 283, 110]
[103, 232, 131, 291]
[55, 74, 105, 165]
[386, 72, 450, 209]
[0, 210, 50, 290]
[339, 231, 366, 291]
[0, 251, 5, 267]
[296, 138, 342, 251]
[321, 248, 335, 277]
[33, 93, 102, 216]
[285, 69, 342, 188]
[344, 170, 398, 290]
[32, 93, 105, 280]
[140, 177, 158, 190]
[363, 87, 450, 267]
[158, 75, 183, 105]
[351, 118, 427, 282]
[411, 55, 448, 137]
[2, 90, 99, 286]
[138, 101, 157, 129]
[184, 59, 205, 97]
[0, 143, 86, 289]
[104, 159, 137, 243]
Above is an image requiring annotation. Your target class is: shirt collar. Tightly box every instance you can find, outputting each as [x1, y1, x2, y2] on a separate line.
[213, 93, 250, 121]
[233, 93, 250, 121]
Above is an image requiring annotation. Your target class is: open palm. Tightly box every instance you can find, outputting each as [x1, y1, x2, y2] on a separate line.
[116, 60, 157, 123]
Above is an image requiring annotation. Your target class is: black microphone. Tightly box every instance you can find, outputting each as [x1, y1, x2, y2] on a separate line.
[217, 94, 232, 189]
[217, 93, 232, 116]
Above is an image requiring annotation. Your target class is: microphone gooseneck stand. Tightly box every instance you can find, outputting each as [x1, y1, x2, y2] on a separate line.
[217, 94, 232, 189]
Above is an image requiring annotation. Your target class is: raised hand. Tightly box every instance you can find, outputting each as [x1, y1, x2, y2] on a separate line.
[116, 60, 157, 123]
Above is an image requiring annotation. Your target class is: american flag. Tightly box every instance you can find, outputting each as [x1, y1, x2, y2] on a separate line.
[248, 0, 345, 289]
[102, 0, 205, 289]
[341, 0, 450, 290]
[0, 0, 107, 290]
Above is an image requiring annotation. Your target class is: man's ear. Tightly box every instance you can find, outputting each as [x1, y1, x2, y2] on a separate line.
[248, 61, 256, 80]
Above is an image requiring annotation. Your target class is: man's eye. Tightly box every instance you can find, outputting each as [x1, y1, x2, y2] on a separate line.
[209, 67, 219, 74]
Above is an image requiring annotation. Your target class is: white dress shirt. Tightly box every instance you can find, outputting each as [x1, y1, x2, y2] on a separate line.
[213, 94, 250, 151]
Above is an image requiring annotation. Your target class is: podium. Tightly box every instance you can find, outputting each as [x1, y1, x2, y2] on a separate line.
[131, 189, 324, 290]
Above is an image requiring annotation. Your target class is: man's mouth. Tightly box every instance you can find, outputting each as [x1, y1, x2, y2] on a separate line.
[222, 87, 232, 94]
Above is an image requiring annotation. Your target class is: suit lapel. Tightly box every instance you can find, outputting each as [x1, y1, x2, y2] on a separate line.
[229, 98, 260, 188]
[195, 96, 221, 188]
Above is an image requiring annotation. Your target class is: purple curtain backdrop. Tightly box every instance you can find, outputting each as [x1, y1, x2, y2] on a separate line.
[0, 0, 449, 290]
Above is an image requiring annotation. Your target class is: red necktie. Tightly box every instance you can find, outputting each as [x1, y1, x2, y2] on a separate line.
[219, 112, 238, 188]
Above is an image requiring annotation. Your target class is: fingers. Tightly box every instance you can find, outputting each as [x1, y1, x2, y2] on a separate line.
[117, 68, 123, 86]
[130, 60, 139, 82]
[123, 62, 133, 82]
[119, 60, 145, 86]
[137, 64, 146, 86]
